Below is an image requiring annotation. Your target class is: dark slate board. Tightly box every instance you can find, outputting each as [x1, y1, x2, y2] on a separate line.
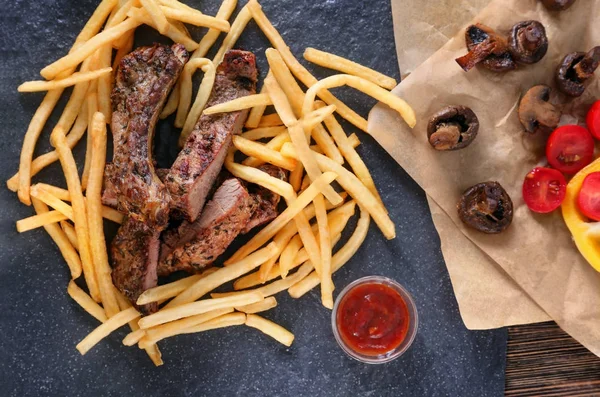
[0, 1, 507, 396]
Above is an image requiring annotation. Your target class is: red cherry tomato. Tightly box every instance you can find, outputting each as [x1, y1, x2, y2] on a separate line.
[546, 125, 594, 174]
[577, 172, 600, 221]
[522, 167, 567, 213]
[587, 101, 600, 140]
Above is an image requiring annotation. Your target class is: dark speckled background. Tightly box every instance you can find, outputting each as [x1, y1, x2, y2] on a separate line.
[0, 1, 507, 396]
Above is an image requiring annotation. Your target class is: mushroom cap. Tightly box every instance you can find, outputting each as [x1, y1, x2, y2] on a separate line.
[457, 181, 513, 234]
[556, 52, 587, 97]
[465, 24, 516, 72]
[540, 0, 576, 11]
[518, 85, 561, 134]
[427, 105, 479, 151]
[509, 21, 548, 64]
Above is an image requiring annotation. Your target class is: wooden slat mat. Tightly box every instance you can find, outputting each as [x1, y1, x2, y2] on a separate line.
[506, 322, 600, 396]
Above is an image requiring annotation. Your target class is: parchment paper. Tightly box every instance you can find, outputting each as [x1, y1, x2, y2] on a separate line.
[370, 0, 600, 354]
[392, 0, 551, 328]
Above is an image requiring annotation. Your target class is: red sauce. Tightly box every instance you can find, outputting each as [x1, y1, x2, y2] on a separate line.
[336, 282, 410, 356]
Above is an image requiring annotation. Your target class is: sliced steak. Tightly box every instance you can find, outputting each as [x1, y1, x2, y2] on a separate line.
[242, 164, 286, 234]
[111, 218, 160, 315]
[111, 43, 188, 228]
[165, 50, 257, 222]
[102, 164, 169, 209]
[158, 178, 254, 276]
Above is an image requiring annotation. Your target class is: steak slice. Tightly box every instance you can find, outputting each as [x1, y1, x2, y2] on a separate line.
[111, 43, 188, 228]
[165, 50, 257, 222]
[102, 164, 169, 209]
[111, 218, 160, 315]
[242, 164, 286, 234]
[158, 178, 254, 276]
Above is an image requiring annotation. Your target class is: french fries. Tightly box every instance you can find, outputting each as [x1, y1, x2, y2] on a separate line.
[245, 71, 272, 129]
[177, 312, 247, 336]
[192, 0, 237, 59]
[67, 280, 106, 322]
[212, 4, 253, 65]
[76, 307, 141, 355]
[241, 132, 291, 167]
[235, 297, 277, 314]
[257, 113, 283, 128]
[241, 126, 287, 141]
[61, 221, 79, 251]
[135, 268, 218, 305]
[138, 291, 263, 329]
[160, 80, 181, 119]
[233, 135, 297, 171]
[304, 47, 397, 90]
[179, 59, 216, 144]
[139, 0, 169, 34]
[127, 7, 197, 51]
[30, 185, 75, 221]
[245, 314, 294, 347]
[18, 68, 112, 93]
[225, 151, 295, 198]
[203, 93, 272, 116]
[159, 6, 230, 31]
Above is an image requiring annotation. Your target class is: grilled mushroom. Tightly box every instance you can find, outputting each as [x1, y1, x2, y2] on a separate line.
[427, 105, 479, 150]
[509, 21, 548, 64]
[518, 85, 561, 134]
[458, 181, 513, 234]
[556, 47, 600, 97]
[540, 0, 576, 10]
[455, 24, 516, 72]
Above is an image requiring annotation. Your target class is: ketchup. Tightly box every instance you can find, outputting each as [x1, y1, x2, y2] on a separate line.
[336, 282, 410, 356]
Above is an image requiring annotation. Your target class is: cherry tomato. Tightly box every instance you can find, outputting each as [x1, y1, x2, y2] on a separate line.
[546, 125, 594, 174]
[522, 167, 567, 213]
[587, 101, 600, 140]
[577, 172, 600, 221]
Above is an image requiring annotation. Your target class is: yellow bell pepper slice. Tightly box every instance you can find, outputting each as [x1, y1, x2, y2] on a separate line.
[562, 158, 600, 272]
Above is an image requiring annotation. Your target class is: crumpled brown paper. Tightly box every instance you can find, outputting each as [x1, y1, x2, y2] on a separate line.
[391, 0, 551, 328]
[370, 0, 600, 354]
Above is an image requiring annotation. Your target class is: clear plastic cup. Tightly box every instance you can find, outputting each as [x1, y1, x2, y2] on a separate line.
[331, 276, 419, 364]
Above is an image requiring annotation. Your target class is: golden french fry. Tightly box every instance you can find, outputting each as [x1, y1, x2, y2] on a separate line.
[127, 7, 197, 50]
[241, 126, 287, 141]
[263, 72, 296, 126]
[245, 314, 294, 347]
[16, 210, 67, 233]
[225, 151, 295, 198]
[303, 74, 416, 128]
[315, 193, 334, 308]
[77, 0, 120, 44]
[176, 58, 215, 128]
[289, 163, 303, 192]
[348, 133, 360, 148]
[138, 291, 263, 329]
[18, 68, 112, 93]
[304, 47, 397, 90]
[31, 199, 82, 278]
[108, 0, 134, 29]
[61, 221, 79, 251]
[289, 206, 370, 298]
[113, 30, 135, 67]
[247, 1, 368, 131]
[97, 46, 113, 122]
[225, 172, 337, 264]
[140, 0, 169, 34]
[134, 268, 218, 305]
[68, 280, 106, 322]
[235, 297, 277, 314]
[212, 5, 253, 65]
[81, 83, 98, 191]
[159, 6, 230, 31]
[245, 71, 272, 129]
[242, 132, 291, 168]
[203, 93, 272, 116]
[30, 185, 74, 221]
[101, 206, 124, 224]
[34, 183, 70, 201]
[233, 135, 296, 171]
[279, 234, 302, 278]
[160, 80, 181, 119]
[87, 112, 120, 317]
[122, 329, 146, 346]
[41, 18, 141, 80]
[191, 0, 237, 59]
[178, 312, 246, 335]
[139, 308, 233, 347]
[257, 113, 283, 128]
[160, 243, 278, 308]
[282, 143, 394, 239]
[51, 128, 101, 301]
[76, 307, 141, 355]
[178, 59, 216, 142]
[7, 102, 88, 193]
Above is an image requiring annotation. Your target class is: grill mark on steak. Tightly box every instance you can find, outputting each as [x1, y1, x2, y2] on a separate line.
[111, 43, 188, 228]
[242, 164, 286, 234]
[109, 44, 188, 313]
[158, 178, 254, 276]
[165, 50, 257, 223]
[102, 164, 169, 209]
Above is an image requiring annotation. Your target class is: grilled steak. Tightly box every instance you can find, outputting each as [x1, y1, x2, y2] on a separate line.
[111, 43, 188, 228]
[242, 164, 286, 233]
[102, 164, 169, 209]
[111, 218, 160, 315]
[110, 44, 188, 313]
[165, 50, 257, 222]
[158, 178, 254, 276]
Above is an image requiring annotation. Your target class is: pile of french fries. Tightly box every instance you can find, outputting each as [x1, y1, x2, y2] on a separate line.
[9, 0, 415, 366]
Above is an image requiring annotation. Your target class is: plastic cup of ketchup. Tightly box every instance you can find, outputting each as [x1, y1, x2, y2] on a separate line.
[331, 276, 418, 364]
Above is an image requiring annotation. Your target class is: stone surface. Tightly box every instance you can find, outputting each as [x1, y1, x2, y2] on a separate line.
[0, 1, 507, 396]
